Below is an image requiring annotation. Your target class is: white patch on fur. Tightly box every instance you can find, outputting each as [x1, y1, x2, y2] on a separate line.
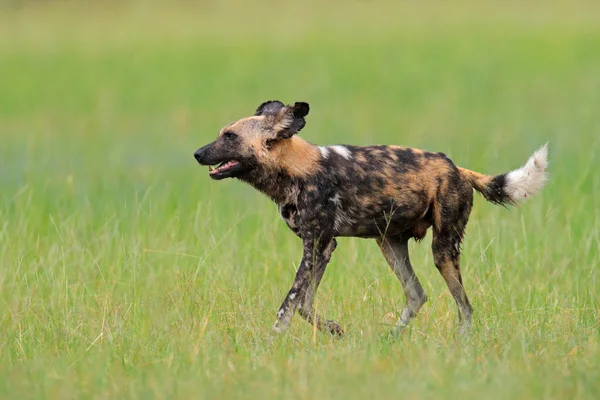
[333, 211, 355, 235]
[289, 293, 297, 300]
[319, 146, 330, 159]
[277, 308, 284, 318]
[454, 241, 461, 254]
[330, 145, 352, 159]
[333, 214, 344, 233]
[505, 144, 549, 203]
[330, 193, 342, 206]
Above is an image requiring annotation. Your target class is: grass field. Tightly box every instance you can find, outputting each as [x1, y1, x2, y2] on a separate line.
[1, 1, 599, 398]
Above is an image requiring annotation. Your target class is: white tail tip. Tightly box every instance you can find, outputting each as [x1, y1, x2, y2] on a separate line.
[505, 143, 549, 203]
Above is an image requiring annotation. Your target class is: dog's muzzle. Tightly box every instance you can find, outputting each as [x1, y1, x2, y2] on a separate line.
[194, 145, 213, 165]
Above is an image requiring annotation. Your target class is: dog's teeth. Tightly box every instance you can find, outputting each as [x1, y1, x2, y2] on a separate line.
[208, 165, 214, 172]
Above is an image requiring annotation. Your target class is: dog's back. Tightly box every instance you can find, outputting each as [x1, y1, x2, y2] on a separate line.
[312, 144, 470, 240]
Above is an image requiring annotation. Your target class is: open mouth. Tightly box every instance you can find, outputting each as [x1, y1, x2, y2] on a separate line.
[208, 160, 241, 179]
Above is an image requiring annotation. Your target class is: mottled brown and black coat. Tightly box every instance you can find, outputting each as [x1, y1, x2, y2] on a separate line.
[194, 100, 548, 335]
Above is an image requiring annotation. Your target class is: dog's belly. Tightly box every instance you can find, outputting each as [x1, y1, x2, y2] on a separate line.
[335, 215, 414, 238]
[334, 201, 431, 240]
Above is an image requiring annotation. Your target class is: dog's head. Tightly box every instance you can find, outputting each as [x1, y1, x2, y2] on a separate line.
[194, 100, 310, 180]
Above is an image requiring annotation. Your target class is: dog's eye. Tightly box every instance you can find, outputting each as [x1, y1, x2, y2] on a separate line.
[223, 131, 237, 140]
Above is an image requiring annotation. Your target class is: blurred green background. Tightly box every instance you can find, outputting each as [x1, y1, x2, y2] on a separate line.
[0, 1, 598, 399]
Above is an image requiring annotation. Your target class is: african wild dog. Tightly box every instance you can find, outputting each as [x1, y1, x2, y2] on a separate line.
[194, 100, 548, 336]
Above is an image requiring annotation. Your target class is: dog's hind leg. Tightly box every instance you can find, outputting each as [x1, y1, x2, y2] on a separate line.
[431, 186, 474, 333]
[377, 236, 428, 335]
[432, 228, 473, 332]
[297, 239, 344, 335]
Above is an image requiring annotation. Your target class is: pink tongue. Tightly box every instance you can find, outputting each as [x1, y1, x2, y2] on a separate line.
[212, 160, 238, 174]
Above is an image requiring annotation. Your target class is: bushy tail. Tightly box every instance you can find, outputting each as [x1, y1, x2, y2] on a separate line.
[459, 144, 548, 206]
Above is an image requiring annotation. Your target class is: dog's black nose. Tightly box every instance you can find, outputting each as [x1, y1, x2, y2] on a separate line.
[194, 149, 203, 163]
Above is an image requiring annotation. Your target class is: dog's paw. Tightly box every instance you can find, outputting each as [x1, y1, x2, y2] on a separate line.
[389, 321, 409, 338]
[458, 322, 471, 337]
[326, 321, 344, 337]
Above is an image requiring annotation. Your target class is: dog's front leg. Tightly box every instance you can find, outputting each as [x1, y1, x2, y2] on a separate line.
[296, 239, 344, 336]
[272, 234, 331, 335]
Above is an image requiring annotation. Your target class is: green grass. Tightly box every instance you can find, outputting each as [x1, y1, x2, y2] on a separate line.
[1, 1, 599, 398]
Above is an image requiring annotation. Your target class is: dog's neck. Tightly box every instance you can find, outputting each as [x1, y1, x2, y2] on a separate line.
[238, 137, 321, 205]
[271, 136, 321, 178]
[240, 172, 301, 205]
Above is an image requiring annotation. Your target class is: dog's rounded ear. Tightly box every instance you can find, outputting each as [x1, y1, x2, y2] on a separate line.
[292, 102, 309, 118]
[271, 102, 310, 139]
[255, 100, 285, 116]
